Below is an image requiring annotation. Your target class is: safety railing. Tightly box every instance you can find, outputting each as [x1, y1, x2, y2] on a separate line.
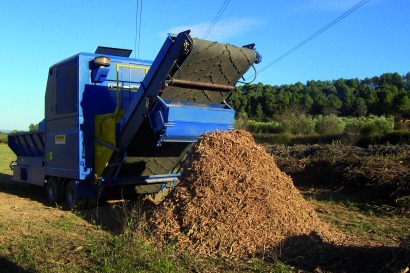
[114, 64, 149, 114]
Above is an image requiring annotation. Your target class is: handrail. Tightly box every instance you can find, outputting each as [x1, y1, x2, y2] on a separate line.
[115, 64, 149, 115]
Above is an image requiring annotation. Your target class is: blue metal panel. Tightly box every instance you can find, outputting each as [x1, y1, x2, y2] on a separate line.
[149, 98, 235, 145]
[8, 131, 45, 157]
[45, 117, 79, 179]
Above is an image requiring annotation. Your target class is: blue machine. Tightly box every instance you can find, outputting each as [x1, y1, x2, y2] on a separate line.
[8, 30, 260, 209]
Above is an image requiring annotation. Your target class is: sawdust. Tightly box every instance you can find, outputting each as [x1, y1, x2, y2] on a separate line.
[149, 130, 340, 258]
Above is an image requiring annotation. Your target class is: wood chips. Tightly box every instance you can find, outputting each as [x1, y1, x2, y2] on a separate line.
[149, 130, 333, 258]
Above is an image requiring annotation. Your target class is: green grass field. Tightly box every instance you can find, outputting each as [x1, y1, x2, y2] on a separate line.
[0, 144, 15, 176]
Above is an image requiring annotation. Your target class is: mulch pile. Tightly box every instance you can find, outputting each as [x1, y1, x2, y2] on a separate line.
[268, 144, 410, 213]
[149, 130, 338, 258]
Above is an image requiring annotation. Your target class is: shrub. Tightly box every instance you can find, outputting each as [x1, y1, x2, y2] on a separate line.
[314, 115, 345, 135]
[248, 115, 396, 145]
[281, 113, 316, 135]
[342, 116, 394, 137]
[0, 133, 7, 144]
[273, 132, 294, 145]
[234, 112, 249, 130]
[382, 130, 410, 144]
[359, 116, 394, 138]
[247, 120, 283, 134]
[343, 117, 364, 136]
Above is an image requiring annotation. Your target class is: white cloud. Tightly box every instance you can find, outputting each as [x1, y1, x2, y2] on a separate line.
[161, 17, 261, 41]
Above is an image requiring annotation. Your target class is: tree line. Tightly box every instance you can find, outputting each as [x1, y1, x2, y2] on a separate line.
[228, 72, 410, 121]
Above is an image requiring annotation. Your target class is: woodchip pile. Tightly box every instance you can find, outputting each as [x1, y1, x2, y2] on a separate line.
[149, 130, 335, 258]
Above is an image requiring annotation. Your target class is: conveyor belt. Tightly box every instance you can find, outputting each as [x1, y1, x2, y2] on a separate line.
[161, 38, 257, 103]
[116, 120, 192, 193]
[118, 121, 190, 176]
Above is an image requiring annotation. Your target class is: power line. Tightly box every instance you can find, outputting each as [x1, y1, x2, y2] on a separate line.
[134, 0, 139, 58]
[203, 0, 231, 39]
[138, 0, 142, 58]
[134, 0, 143, 58]
[250, 0, 371, 79]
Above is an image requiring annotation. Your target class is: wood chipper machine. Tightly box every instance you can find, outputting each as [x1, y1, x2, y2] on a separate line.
[7, 30, 261, 209]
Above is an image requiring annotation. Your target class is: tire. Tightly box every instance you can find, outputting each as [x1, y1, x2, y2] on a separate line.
[65, 181, 86, 210]
[47, 177, 64, 203]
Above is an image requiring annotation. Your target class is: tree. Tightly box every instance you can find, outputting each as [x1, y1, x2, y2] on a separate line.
[263, 93, 276, 117]
[392, 92, 410, 118]
[29, 123, 39, 131]
[228, 91, 241, 110]
[376, 86, 395, 115]
[359, 86, 377, 114]
[405, 72, 410, 91]
[379, 73, 404, 89]
[323, 94, 342, 115]
[352, 98, 368, 117]
[308, 89, 327, 115]
[299, 94, 314, 113]
[335, 79, 354, 115]
[254, 103, 264, 121]
[227, 71, 409, 121]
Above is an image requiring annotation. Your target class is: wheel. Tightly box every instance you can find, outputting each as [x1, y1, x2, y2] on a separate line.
[47, 177, 64, 203]
[65, 181, 86, 210]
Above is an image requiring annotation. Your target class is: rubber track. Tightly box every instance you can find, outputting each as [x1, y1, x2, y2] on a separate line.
[161, 38, 256, 104]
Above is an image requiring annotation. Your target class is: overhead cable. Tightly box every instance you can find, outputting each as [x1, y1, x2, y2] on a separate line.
[134, 0, 143, 58]
[203, 0, 231, 39]
[249, 0, 371, 79]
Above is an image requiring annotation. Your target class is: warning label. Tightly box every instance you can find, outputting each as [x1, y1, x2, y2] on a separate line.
[55, 134, 66, 144]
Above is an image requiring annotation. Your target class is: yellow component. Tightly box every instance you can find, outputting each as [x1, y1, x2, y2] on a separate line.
[94, 64, 149, 179]
[94, 111, 124, 179]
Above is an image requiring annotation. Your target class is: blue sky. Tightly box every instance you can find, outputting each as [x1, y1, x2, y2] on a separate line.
[0, 0, 409, 130]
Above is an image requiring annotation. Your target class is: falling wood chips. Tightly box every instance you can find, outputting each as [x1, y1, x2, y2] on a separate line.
[149, 130, 338, 258]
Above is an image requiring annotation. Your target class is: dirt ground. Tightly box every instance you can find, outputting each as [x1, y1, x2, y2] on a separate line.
[0, 176, 133, 242]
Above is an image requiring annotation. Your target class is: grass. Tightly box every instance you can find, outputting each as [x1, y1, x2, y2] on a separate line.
[2, 231, 91, 272]
[0, 144, 15, 176]
[52, 214, 81, 231]
[87, 233, 185, 273]
[0, 197, 296, 273]
[308, 198, 409, 246]
[0, 133, 7, 145]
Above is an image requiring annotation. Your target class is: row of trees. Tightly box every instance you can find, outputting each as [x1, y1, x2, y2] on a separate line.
[228, 72, 410, 121]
